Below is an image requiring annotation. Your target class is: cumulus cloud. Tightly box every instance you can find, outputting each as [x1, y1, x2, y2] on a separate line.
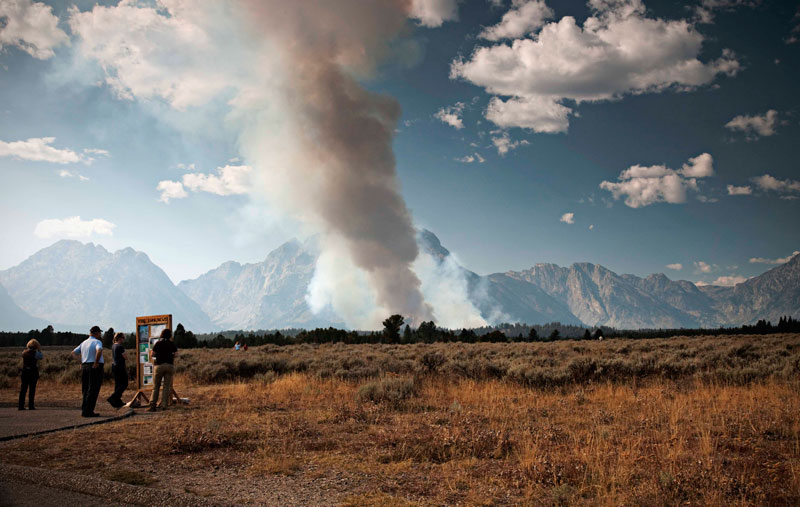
[479, 0, 553, 41]
[434, 102, 465, 129]
[409, 0, 459, 27]
[158, 164, 252, 203]
[491, 132, 529, 155]
[725, 110, 779, 139]
[34, 216, 115, 239]
[708, 275, 747, 286]
[600, 153, 714, 208]
[751, 174, 800, 196]
[451, 0, 739, 132]
[183, 164, 252, 195]
[694, 261, 713, 273]
[560, 212, 575, 224]
[456, 152, 485, 163]
[726, 184, 752, 195]
[666, 263, 683, 270]
[68, 2, 249, 110]
[749, 251, 800, 265]
[0, 137, 82, 164]
[157, 180, 188, 203]
[0, 0, 68, 59]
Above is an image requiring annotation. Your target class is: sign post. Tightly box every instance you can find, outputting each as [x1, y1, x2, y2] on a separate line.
[126, 314, 182, 408]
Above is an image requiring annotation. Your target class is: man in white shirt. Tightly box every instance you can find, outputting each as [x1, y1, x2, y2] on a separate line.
[72, 326, 105, 417]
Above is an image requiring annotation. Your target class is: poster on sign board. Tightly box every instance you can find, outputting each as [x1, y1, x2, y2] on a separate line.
[134, 314, 172, 390]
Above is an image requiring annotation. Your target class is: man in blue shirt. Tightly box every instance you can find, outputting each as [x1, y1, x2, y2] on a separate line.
[72, 325, 105, 417]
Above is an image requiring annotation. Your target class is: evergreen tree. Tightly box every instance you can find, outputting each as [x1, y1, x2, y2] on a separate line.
[382, 314, 404, 343]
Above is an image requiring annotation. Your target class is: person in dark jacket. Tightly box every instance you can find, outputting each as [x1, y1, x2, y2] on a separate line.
[19, 339, 43, 410]
[148, 329, 178, 412]
[106, 333, 128, 408]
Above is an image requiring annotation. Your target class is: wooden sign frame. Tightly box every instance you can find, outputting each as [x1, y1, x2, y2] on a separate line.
[126, 314, 182, 408]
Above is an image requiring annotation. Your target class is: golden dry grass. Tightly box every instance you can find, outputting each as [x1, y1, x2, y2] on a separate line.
[1, 335, 799, 505]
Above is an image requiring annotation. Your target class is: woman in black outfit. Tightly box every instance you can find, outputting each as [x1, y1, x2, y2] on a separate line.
[107, 332, 128, 408]
[19, 339, 43, 410]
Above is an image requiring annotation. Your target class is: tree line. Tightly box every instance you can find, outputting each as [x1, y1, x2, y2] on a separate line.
[1, 315, 798, 348]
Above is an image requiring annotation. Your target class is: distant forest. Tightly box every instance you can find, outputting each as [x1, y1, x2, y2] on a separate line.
[1, 316, 799, 349]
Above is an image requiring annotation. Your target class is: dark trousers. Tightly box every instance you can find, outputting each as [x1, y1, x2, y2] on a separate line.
[81, 363, 103, 415]
[19, 367, 38, 409]
[107, 364, 128, 406]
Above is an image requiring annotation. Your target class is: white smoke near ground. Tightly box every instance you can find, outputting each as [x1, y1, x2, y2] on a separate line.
[69, 0, 479, 329]
[413, 249, 487, 329]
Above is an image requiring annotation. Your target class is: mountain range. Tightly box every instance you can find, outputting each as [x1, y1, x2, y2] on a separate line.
[0, 232, 797, 332]
[0, 240, 211, 332]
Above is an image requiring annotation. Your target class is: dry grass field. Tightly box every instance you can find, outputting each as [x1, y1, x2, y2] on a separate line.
[1, 334, 799, 505]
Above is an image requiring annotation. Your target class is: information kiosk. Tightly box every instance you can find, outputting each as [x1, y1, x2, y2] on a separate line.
[126, 314, 183, 407]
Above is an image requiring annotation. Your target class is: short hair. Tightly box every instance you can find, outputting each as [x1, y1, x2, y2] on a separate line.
[26, 339, 40, 350]
[90, 325, 102, 334]
[160, 328, 172, 339]
[114, 332, 126, 342]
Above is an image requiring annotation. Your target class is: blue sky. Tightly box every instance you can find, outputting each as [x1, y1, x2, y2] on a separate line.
[0, 0, 798, 288]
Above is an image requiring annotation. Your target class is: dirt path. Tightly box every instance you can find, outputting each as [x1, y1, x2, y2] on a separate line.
[0, 405, 133, 441]
[0, 463, 228, 507]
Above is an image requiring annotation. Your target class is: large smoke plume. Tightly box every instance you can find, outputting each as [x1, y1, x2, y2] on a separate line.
[70, 0, 483, 329]
[238, 0, 433, 326]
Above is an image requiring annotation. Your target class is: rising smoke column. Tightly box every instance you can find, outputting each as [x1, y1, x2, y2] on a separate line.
[69, 0, 445, 328]
[239, 0, 434, 326]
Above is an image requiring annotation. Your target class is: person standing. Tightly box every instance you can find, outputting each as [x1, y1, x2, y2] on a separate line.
[19, 339, 43, 410]
[72, 326, 104, 417]
[148, 329, 178, 412]
[106, 333, 128, 408]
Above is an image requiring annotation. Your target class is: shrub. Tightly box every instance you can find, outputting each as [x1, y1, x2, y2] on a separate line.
[357, 377, 417, 407]
[419, 351, 446, 373]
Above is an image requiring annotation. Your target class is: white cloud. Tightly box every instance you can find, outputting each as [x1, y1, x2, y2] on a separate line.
[665, 263, 683, 270]
[456, 152, 485, 163]
[68, 2, 246, 110]
[599, 153, 714, 208]
[409, 0, 459, 28]
[0, 0, 68, 59]
[0, 137, 82, 164]
[560, 212, 575, 224]
[34, 216, 115, 239]
[725, 110, 779, 139]
[726, 184, 752, 195]
[679, 153, 714, 178]
[157, 180, 188, 203]
[708, 275, 748, 286]
[182, 164, 252, 195]
[485, 96, 571, 133]
[480, 0, 554, 41]
[83, 148, 110, 156]
[749, 251, 800, 265]
[694, 261, 713, 273]
[0, 137, 107, 165]
[491, 132, 529, 155]
[451, 0, 739, 132]
[158, 164, 253, 203]
[694, 0, 759, 24]
[57, 169, 89, 181]
[434, 102, 465, 129]
[751, 174, 800, 195]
